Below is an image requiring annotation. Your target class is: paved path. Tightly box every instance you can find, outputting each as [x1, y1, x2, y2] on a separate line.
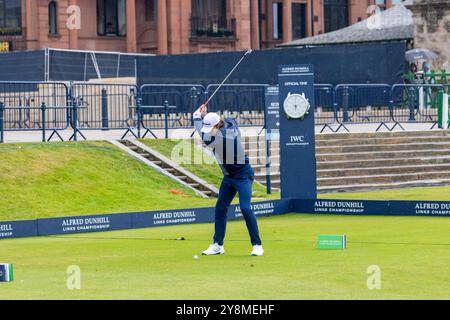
[0, 123, 446, 144]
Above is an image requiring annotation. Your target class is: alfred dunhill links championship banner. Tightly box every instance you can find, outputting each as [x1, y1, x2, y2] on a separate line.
[1, 199, 450, 240]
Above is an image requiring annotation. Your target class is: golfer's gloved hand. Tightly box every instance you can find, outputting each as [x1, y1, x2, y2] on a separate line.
[194, 104, 208, 119]
[200, 104, 208, 117]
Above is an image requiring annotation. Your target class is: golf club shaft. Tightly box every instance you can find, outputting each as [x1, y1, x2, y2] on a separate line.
[205, 50, 252, 106]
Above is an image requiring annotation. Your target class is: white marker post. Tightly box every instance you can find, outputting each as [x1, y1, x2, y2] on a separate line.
[419, 86, 424, 110]
[443, 93, 449, 130]
[438, 92, 449, 130]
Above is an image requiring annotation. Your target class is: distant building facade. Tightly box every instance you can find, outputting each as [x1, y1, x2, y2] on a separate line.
[0, 0, 406, 54]
[279, 2, 413, 48]
[407, 0, 450, 71]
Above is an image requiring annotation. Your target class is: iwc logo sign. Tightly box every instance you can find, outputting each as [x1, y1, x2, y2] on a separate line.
[278, 64, 316, 199]
[286, 135, 309, 147]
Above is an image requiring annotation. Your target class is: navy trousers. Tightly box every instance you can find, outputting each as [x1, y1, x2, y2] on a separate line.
[213, 166, 262, 246]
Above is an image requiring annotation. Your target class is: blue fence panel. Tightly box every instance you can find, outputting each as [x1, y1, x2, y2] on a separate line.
[1, 81, 448, 141]
[391, 84, 445, 123]
[335, 84, 392, 124]
[71, 83, 139, 130]
[139, 84, 204, 128]
[205, 84, 267, 126]
[314, 84, 336, 126]
[0, 81, 69, 132]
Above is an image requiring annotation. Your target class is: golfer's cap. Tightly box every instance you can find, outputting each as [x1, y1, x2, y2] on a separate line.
[201, 113, 221, 133]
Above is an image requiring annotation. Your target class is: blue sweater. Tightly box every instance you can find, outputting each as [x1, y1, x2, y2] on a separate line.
[194, 113, 251, 177]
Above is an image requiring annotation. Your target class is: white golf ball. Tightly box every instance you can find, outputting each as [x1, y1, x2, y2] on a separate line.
[194, 255, 199, 260]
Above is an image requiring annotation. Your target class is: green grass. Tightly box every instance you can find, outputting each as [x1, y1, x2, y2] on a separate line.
[1, 139, 450, 300]
[141, 139, 225, 188]
[1, 213, 450, 300]
[140, 139, 279, 200]
[0, 141, 215, 221]
[142, 138, 450, 201]
[1, 139, 449, 222]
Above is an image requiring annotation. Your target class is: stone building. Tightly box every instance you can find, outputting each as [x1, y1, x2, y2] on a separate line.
[0, 0, 405, 55]
[279, 3, 413, 47]
[407, 0, 450, 71]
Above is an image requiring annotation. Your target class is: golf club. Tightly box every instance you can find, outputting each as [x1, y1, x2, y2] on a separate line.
[190, 49, 253, 138]
[204, 49, 253, 106]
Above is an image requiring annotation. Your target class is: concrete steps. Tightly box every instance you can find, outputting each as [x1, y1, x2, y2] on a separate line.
[117, 140, 219, 198]
[315, 130, 450, 140]
[250, 155, 280, 166]
[316, 136, 450, 147]
[318, 171, 450, 187]
[317, 149, 450, 162]
[318, 163, 450, 178]
[318, 179, 450, 193]
[245, 131, 450, 193]
[317, 156, 450, 170]
[316, 142, 450, 153]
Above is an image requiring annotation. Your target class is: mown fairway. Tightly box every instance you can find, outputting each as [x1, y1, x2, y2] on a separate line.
[1, 213, 450, 300]
[1, 140, 449, 300]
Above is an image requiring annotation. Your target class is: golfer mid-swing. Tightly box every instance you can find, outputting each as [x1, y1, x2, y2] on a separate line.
[194, 104, 264, 257]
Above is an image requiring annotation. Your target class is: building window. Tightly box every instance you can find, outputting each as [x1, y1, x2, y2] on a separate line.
[324, 0, 349, 33]
[272, 2, 283, 40]
[0, 0, 21, 34]
[145, 0, 157, 22]
[48, 1, 57, 35]
[191, 0, 235, 38]
[292, 3, 306, 40]
[97, 0, 126, 36]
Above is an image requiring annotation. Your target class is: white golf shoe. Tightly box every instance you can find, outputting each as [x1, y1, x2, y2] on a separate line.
[202, 243, 225, 256]
[251, 245, 264, 257]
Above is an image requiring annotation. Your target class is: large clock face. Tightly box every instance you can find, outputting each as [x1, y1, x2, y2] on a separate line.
[283, 93, 310, 119]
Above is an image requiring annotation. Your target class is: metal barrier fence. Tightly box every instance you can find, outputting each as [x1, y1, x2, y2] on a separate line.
[205, 84, 268, 126]
[314, 84, 337, 133]
[335, 84, 392, 123]
[391, 84, 445, 124]
[333, 84, 393, 132]
[71, 83, 139, 130]
[0, 82, 447, 142]
[0, 82, 69, 131]
[0, 81, 70, 142]
[140, 84, 205, 129]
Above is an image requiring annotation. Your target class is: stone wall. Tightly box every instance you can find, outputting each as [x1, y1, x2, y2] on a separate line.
[408, 0, 450, 71]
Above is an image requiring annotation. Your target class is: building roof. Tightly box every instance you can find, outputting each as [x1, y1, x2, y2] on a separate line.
[279, 4, 414, 48]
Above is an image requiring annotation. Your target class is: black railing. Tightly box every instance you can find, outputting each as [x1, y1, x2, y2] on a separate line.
[190, 17, 236, 38]
[0, 82, 448, 143]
